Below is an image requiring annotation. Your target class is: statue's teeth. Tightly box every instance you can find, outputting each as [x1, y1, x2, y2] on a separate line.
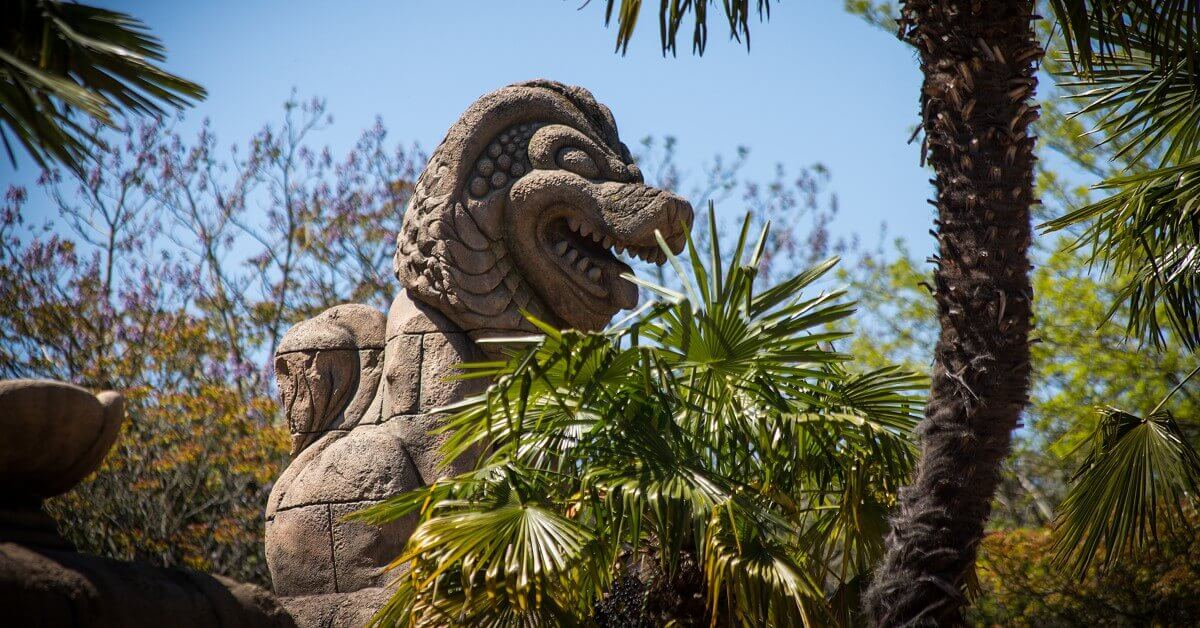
[565, 248, 579, 263]
[579, 221, 591, 236]
[576, 258, 589, 271]
[602, 236, 614, 249]
[615, 244, 625, 255]
[555, 241, 569, 255]
[586, 267, 601, 281]
[568, 217, 580, 231]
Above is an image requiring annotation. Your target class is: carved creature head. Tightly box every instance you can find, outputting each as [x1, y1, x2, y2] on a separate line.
[395, 80, 694, 335]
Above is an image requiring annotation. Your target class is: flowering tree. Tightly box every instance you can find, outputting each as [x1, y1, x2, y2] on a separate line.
[0, 98, 422, 583]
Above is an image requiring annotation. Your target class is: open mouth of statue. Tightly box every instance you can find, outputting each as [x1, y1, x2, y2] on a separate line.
[539, 211, 667, 301]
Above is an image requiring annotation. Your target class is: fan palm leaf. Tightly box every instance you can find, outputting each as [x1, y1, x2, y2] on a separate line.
[1051, 405, 1200, 576]
[351, 209, 925, 625]
[1043, 11, 1200, 349]
[1048, 0, 1200, 72]
[1, 0, 204, 173]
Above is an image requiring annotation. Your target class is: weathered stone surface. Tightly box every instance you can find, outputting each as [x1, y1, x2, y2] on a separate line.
[344, 349, 383, 430]
[266, 504, 335, 596]
[265, 433, 338, 518]
[274, 306, 387, 455]
[0, 380, 125, 501]
[279, 587, 391, 628]
[273, 422, 422, 511]
[330, 501, 415, 592]
[393, 413, 479, 485]
[381, 334, 422, 419]
[394, 80, 694, 336]
[386, 290, 457, 337]
[0, 542, 295, 627]
[353, 350, 386, 428]
[275, 350, 360, 453]
[266, 81, 695, 618]
[420, 332, 488, 412]
[277, 304, 386, 353]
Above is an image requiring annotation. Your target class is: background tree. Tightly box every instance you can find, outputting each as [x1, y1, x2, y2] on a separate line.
[846, 0, 1200, 617]
[970, 519, 1200, 626]
[847, 240, 1200, 520]
[0, 0, 204, 174]
[0, 98, 422, 584]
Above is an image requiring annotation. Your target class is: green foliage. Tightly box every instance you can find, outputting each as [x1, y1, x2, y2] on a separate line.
[1052, 404, 1200, 576]
[844, 240, 1200, 529]
[1029, 3, 1200, 578]
[353, 211, 925, 626]
[599, 0, 775, 55]
[0, 0, 204, 173]
[1043, 21, 1200, 350]
[845, 3, 1200, 581]
[842, 1, 898, 31]
[847, 234, 1200, 607]
[971, 524, 1200, 626]
[1048, 0, 1200, 73]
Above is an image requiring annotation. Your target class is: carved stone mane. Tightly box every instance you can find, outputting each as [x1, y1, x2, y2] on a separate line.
[396, 79, 692, 336]
[264, 80, 693, 626]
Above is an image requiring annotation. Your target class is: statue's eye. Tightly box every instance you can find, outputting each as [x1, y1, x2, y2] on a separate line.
[557, 148, 600, 179]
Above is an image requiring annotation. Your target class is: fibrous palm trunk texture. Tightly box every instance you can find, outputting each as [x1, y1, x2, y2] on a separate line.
[864, 0, 1040, 625]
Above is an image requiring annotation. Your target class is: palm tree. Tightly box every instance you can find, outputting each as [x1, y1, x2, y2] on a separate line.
[1, 0, 204, 175]
[595, 2, 1042, 624]
[861, 2, 1040, 624]
[1039, 2, 1200, 578]
[354, 212, 926, 626]
[1046, 2, 1200, 353]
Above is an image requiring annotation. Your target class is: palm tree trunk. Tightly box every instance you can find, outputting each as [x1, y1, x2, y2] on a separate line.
[864, 1, 1039, 624]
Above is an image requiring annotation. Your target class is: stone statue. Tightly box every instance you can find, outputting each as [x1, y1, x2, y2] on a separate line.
[263, 80, 693, 623]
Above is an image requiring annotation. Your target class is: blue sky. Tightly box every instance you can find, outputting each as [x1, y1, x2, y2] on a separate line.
[4, 1, 941, 253]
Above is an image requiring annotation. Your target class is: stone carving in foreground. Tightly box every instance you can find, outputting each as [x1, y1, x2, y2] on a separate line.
[0, 379, 293, 627]
[264, 80, 694, 622]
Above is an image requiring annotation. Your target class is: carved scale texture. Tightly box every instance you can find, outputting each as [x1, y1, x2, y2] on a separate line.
[393, 80, 633, 336]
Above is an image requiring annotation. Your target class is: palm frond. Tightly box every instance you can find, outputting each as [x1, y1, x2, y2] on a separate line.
[1048, 0, 1200, 72]
[1044, 158, 1200, 349]
[601, 0, 775, 55]
[1059, 47, 1200, 166]
[358, 209, 925, 625]
[1051, 405, 1200, 576]
[704, 508, 825, 627]
[1042, 15, 1200, 349]
[0, 0, 205, 173]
